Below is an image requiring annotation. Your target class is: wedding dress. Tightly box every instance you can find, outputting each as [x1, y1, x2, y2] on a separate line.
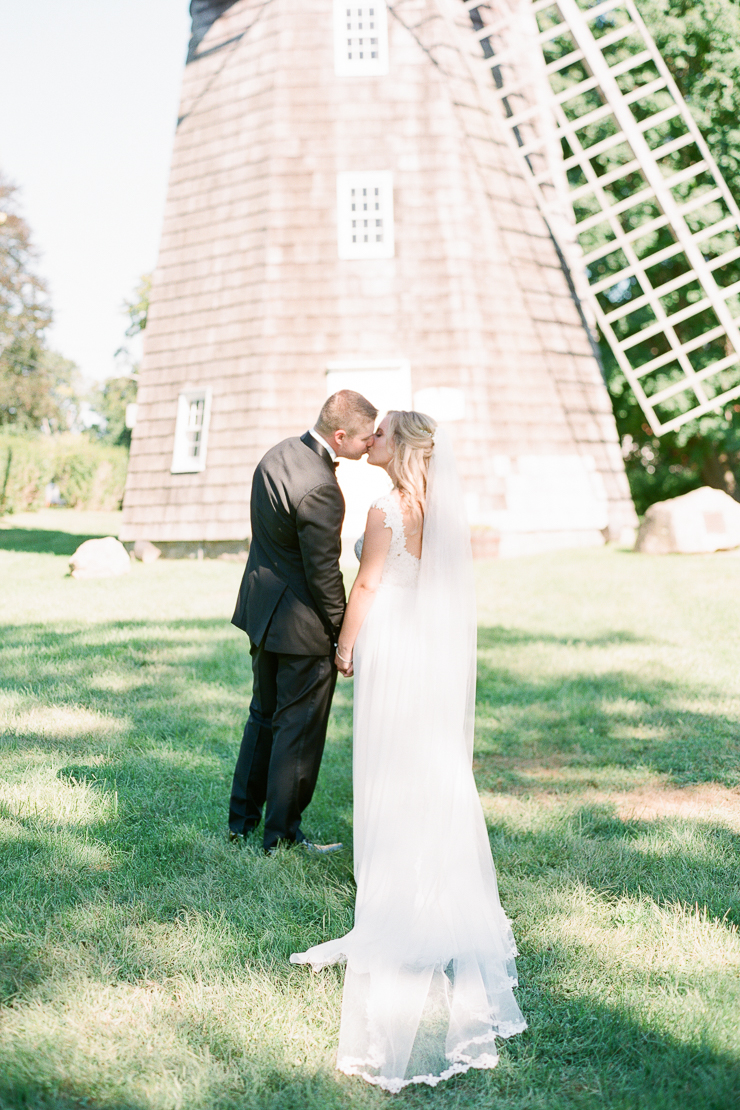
[291, 431, 526, 1092]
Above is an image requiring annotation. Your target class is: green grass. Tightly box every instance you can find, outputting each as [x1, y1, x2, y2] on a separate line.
[0, 511, 739, 1110]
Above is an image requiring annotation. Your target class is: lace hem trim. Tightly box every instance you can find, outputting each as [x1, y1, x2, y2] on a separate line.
[337, 1020, 527, 1093]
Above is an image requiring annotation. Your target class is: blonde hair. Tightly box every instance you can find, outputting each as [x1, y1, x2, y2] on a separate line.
[386, 410, 437, 531]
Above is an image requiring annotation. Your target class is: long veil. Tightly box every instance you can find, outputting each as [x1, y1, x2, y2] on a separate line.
[416, 426, 478, 766]
[292, 427, 526, 1091]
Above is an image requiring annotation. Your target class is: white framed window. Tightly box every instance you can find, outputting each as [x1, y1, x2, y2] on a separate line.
[337, 171, 394, 260]
[413, 387, 466, 422]
[333, 1, 389, 77]
[171, 388, 212, 474]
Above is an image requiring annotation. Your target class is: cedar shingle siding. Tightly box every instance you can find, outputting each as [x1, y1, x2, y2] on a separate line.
[120, 0, 636, 556]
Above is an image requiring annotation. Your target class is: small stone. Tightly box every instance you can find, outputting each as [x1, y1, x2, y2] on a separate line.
[133, 539, 162, 564]
[635, 486, 740, 554]
[69, 537, 132, 579]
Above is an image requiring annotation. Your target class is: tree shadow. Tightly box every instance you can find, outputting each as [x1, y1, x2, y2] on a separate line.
[487, 802, 740, 928]
[2, 615, 739, 1108]
[477, 626, 653, 649]
[0, 527, 112, 556]
[474, 629, 740, 788]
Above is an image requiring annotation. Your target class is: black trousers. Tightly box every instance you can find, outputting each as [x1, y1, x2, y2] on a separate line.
[229, 639, 338, 851]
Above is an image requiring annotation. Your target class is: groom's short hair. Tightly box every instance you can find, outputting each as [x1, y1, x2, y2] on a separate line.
[316, 390, 378, 437]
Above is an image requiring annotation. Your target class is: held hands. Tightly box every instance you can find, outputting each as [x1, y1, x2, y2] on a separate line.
[335, 646, 354, 677]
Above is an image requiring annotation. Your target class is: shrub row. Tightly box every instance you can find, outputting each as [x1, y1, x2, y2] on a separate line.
[0, 432, 129, 513]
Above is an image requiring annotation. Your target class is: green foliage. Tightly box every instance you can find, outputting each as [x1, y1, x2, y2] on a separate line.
[0, 432, 129, 514]
[122, 272, 151, 340]
[89, 274, 150, 449]
[0, 176, 86, 433]
[595, 0, 740, 506]
[88, 374, 137, 449]
[0, 176, 55, 430]
[0, 534, 738, 1108]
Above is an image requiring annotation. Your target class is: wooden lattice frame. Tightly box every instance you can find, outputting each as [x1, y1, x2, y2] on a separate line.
[435, 0, 740, 434]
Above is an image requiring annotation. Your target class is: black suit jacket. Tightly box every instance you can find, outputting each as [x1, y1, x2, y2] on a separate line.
[232, 433, 346, 655]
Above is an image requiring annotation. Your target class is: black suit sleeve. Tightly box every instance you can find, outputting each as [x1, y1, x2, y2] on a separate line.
[295, 482, 346, 641]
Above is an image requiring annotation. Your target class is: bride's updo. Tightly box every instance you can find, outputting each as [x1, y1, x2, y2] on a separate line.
[386, 410, 437, 530]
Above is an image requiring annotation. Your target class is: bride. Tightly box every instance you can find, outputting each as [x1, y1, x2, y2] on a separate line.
[291, 411, 526, 1092]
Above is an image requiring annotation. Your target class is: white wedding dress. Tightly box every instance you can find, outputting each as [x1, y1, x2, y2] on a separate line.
[291, 433, 526, 1092]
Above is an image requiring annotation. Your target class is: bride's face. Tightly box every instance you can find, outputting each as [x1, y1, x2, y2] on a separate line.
[366, 415, 393, 469]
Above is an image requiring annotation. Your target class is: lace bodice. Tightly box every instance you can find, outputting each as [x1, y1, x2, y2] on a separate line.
[354, 492, 420, 589]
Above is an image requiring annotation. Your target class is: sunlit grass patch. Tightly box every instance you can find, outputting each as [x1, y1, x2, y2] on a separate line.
[1, 522, 739, 1108]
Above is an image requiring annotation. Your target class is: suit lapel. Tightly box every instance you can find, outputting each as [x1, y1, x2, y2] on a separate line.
[300, 431, 337, 475]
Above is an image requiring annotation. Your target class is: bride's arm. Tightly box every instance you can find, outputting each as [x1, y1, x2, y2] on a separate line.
[335, 507, 391, 675]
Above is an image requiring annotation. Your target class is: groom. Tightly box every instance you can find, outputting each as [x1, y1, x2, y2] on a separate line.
[229, 390, 378, 854]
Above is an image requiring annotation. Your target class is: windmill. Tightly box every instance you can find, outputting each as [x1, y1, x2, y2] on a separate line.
[119, 0, 668, 558]
[442, 0, 740, 436]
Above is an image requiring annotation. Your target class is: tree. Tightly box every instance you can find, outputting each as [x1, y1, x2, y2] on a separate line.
[90, 274, 150, 449]
[597, 0, 740, 509]
[0, 175, 56, 429]
[89, 374, 138, 448]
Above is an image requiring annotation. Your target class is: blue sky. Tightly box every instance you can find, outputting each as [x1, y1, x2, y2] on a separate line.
[0, 0, 192, 381]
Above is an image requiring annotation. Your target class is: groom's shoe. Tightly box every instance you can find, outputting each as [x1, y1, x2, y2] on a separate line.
[229, 826, 258, 845]
[265, 837, 343, 856]
[296, 839, 343, 855]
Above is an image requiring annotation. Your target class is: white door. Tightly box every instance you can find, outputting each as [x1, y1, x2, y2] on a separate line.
[325, 360, 412, 548]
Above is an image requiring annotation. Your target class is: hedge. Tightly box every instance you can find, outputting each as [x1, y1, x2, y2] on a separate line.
[0, 432, 129, 514]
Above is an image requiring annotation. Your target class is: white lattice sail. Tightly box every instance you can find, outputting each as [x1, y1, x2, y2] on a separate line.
[436, 0, 740, 434]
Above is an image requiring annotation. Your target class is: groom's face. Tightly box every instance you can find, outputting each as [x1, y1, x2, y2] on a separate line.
[333, 419, 377, 461]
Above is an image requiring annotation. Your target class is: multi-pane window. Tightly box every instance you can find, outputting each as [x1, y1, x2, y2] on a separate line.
[336, 171, 394, 260]
[171, 388, 212, 474]
[333, 1, 388, 77]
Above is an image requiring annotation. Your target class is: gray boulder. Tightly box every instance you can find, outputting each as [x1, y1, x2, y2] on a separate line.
[69, 537, 132, 579]
[635, 486, 740, 554]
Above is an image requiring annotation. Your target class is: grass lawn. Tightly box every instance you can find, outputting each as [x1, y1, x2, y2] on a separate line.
[0, 508, 739, 1110]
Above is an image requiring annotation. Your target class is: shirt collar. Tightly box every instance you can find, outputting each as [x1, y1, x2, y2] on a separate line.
[309, 427, 336, 461]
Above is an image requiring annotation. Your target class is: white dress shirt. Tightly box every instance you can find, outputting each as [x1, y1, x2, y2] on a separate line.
[309, 427, 337, 461]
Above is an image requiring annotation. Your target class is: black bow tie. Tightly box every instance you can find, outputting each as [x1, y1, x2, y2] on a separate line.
[333, 460, 339, 472]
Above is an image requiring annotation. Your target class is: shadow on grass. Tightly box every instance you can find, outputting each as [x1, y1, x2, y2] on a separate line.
[2, 617, 739, 1108]
[0, 528, 111, 556]
[477, 626, 652, 649]
[0, 968, 737, 1110]
[488, 804, 740, 928]
[475, 626, 740, 788]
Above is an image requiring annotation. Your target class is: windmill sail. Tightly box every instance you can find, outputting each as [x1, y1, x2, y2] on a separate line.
[437, 0, 740, 434]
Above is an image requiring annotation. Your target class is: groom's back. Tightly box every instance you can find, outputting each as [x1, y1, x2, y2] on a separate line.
[232, 436, 346, 654]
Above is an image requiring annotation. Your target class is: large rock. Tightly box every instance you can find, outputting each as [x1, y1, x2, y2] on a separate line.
[69, 537, 132, 579]
[635, 487, 740, 554]
[133, 539, 161, 564]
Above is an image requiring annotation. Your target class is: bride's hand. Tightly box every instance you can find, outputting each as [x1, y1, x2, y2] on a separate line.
[335, 648, 353, 677]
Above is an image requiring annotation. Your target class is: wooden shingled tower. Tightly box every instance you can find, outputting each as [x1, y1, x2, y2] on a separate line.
[120, 0, 638, 558]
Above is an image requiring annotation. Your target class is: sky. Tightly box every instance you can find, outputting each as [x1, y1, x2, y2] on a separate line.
[0, 0, 192, 381]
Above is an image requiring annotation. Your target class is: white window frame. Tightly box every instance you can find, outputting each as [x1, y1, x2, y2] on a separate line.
[171, 388, 212, 474]
[325, 358, 412, 411]
[413, 386, 466, 422]
[333, 1, 389, 77]
[337, 171, 395, 260]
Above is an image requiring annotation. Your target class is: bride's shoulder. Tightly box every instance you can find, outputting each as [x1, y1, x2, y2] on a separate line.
[370, 489, 401, 513]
